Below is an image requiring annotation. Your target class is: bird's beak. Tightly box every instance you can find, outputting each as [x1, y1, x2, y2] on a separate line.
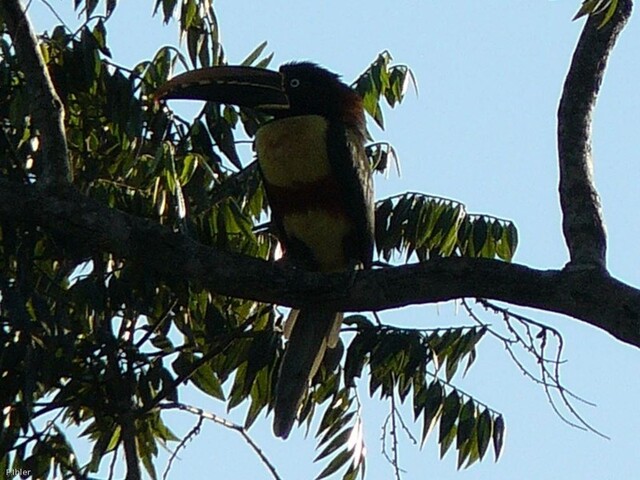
[154, 66, 290, 111]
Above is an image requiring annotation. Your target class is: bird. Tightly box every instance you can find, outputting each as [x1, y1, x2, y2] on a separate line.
[156, 62, 374, 439]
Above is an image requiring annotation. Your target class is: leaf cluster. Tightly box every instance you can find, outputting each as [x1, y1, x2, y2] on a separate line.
[376, 193, 518, 263]
[342, 318, 504, 470]
[352, 51, 417, 130]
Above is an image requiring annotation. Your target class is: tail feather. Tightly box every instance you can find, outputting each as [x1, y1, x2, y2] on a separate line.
[273, 309, 340, 439]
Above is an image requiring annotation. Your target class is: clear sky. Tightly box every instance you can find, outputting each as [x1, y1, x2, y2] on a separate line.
[29, 1, 640, 479]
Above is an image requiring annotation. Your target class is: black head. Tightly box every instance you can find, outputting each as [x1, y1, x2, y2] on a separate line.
[276, 62, 364, 128]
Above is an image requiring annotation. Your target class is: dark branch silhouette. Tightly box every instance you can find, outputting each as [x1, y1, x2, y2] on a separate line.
[1, 179, 640, 348]
[1, 0, 71, 185]
[557, 0, 632, 267]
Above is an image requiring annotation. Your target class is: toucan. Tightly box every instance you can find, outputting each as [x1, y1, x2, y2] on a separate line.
[156, 62, 374, 439]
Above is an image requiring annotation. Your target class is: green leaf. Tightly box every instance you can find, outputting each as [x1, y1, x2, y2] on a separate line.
[186, 29, 204, 69]
[316, 448, 351, 480]
[476, 409, 493, 460]
[244, 330, 277, 396]
[457, 427, 479, 470]
[315, 428, 352, 462]
[206, 104, 242, 169]
[318, 395, 351, 438]
[493, 414, 506, 461]
[106, 425, 122, 451]
[598, 0, 619, 27]
[92, 20, 111, 57]
[420, 380, 444, 446]
[85, 0, 99, 17]
[471, 218, 488, 257]
[106, 0, 117, 17]
[244, 368, 270, 429]
[506, 223, 519, 257]
[255, 52, 275, 69]
[456, 400, 476, 449]
[439, 422, 457, 460]
[318, 411, 355, 447]
[438, 390, 461, 445]
[241, 41, 268, 66]
[343, 329, 375, 387]
[573, 0, 617, 25]
[179, 153, 198, 185]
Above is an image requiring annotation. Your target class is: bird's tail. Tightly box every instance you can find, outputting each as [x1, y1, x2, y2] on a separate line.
[273, 309, 342, 439]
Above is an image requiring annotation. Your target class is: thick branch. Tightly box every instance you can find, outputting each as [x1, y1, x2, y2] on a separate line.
[557, 1, 632, 267]
[1, 0, 71, 184]
[121, 413, 141, 480]
[2, 180, 639, 349]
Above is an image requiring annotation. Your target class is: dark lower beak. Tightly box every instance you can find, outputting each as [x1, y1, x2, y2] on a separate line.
[155, 66, 289, 111]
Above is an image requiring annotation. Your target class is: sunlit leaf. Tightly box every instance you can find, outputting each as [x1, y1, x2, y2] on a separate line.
[241, 41, 268, 66]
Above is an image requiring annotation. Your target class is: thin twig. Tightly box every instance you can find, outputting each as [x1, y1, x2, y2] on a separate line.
[160, 402, 282, 480]
[380, 412, 393, 466]
[108, 449, 118, 480]
[467, 299, 608, 438]
[36, 0, 71, 31]
[389, 391, 402, 480]
[163, 414, 205, 480]
[424, 369, 501, 417]
[135, 299, 179, 348]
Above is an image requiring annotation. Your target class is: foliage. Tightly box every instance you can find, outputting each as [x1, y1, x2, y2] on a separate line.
[574, 0, 619, 26]
[0, 1, 516, 478]
[376, 193, 517, 263]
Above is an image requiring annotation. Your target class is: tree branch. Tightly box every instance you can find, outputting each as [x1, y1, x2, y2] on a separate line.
[557, 0, 632, 267]
[160, 402, 282, 480]
[2, 179, 639, 348]
[1, 0, 71, 185]
[121, 413, 142, 480]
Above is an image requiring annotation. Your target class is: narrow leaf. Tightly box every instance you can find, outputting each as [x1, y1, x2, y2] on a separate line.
[492, 414, 506, 461]
[241, 41, 268, 66]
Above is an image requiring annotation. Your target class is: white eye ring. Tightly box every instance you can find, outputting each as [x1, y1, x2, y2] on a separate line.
[289, 78, 300, 88]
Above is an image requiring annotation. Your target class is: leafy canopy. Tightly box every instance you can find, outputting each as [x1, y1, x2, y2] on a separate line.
[0, 1, 520, 478]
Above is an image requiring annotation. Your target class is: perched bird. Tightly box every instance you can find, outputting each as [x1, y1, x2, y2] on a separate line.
[156, 62, 374, 438]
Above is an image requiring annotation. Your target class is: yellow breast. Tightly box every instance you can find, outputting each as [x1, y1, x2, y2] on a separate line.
[255, 115, 331, 187]
[255, 115, 361, 271]
[281, 210, 352, 272]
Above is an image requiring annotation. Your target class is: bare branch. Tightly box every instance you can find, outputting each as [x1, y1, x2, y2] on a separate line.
[390, 393, 403, 480]
[163, 415, 205, 480]
[469, 299, 608, 438]
[1, 0, 71, 185]
[557, 0, 632, 268]
[160, 402, 282, 480]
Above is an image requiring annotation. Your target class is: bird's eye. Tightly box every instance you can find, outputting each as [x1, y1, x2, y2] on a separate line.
[289, 78, 300, 88]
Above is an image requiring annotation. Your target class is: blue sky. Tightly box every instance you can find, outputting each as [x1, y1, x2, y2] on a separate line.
[29, 1, 640, 479]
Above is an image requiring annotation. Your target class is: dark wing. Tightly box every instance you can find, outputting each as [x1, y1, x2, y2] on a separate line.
[326, 122, 374, 269]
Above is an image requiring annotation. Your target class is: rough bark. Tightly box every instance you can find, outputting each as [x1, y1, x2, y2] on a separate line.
[1, 180, 639, 348]
[558, 0, 632, 267]
[1, 0, 71, 185]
